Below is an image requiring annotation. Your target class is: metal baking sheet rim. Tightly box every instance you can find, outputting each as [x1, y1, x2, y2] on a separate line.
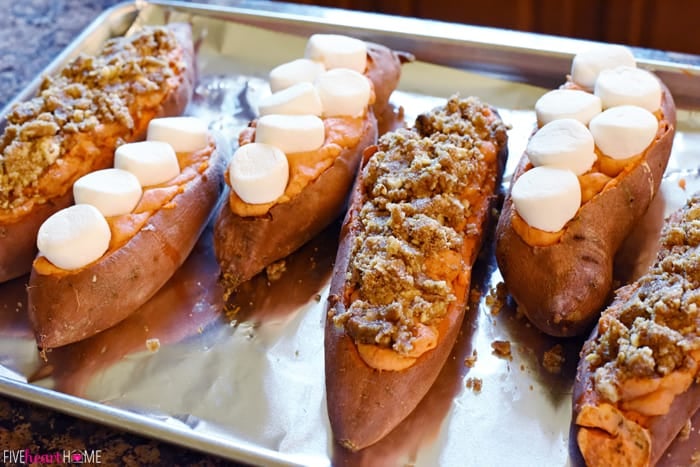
[1, 1, 699, 466]
[2, 0, 700, 119]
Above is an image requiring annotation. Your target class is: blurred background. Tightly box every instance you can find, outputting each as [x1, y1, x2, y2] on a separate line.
[286, 0, 700, 55]
[2, 0, 699, 109]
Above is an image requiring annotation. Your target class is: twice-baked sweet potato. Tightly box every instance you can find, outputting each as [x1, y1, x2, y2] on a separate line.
[325, 96, 508, 451]
[0, 23, 195, 283]
[495, 72, 676, 337]
[27, 134, 227, 350]
[214, 114, 377, 293]
[213, 38, 409, 294]
[571, 194, 700, 467]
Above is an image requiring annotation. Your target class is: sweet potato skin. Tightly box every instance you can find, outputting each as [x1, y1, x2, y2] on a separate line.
[365, 42, 413, 118]
[27, 137, 227, 350]
[324, 118, 508, 451]
[214, 113, 377, 290]
[495, 81, 676, 337]
[0, 23, 195, 283]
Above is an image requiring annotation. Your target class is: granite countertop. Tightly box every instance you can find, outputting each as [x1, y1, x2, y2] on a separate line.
[0, 1, 248, 465]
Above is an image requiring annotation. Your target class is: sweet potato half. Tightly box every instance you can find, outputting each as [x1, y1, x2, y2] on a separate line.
[213, 41, 409, 294]
[495, 79, 676, 337]
[325, 96, 508, 451]
[571, 195, 700, 467]
[28, 135, 227, 350]
[0, 23, 195, 283]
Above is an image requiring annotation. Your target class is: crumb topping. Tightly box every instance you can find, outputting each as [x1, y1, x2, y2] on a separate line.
[491, 340, 512, 359]
[331, 96, 506, 355]
[543, 344, 565, 374]
[464, 349, 478, 368]
[0, 26, 181, 209]
[587, 195, 700, 401]
[466, 377, 483, 393]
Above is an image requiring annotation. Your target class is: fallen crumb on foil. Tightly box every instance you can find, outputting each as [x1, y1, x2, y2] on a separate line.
[491, 340, 512, 359]
[679, 177, 687, 190]
[485, 282, 507, 315]
[542, 344, 565, 375]
[464, 349, 478, 368]
[679, 419, 692, 441]
[692, 450, 700, 466]
[224, 304, 241, 324]
[146, 338, 160, 352]
[265, 260, 287, 282]
[314, 294, 322, 302]
[469, 288, 481, 305]
[465, 377, 483, 393]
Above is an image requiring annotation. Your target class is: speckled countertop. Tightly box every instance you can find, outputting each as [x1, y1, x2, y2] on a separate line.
[0, 1, 247, 465]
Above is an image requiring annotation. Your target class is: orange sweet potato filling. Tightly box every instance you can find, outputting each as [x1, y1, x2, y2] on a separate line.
[33, 139, 215, 276]
[227, 116, 366, 217]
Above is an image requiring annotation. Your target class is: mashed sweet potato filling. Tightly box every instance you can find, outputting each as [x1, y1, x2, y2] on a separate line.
[330, 97, 507, 371]
[33, 140, 215, 276]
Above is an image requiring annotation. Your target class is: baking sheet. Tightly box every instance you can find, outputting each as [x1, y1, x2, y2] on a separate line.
[1, 1, 700, 465]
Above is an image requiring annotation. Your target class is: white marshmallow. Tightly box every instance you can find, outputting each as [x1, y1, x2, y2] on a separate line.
[526, 119, 596, 175]
[255, 114, 325, 154]
[535, 89, 602, 126]
[37, 204, 111, 270]
[73, 169, 143, 217]
[594, 66, 662, 112]
[571, 44, 636, 89]
[115, 141, 180, 187]
[305, 34, 367, 73]
[229, 143, 289, 204]
[589, 105, 658, 160]
[147, 116, 209, 153]
[315, 68, 371, 118]
[257, 82, 323, 117]
[512, 166, 581, 232]
[269, 58, 326, 93]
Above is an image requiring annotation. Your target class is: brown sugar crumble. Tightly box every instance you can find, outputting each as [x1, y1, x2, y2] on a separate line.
[542, 344, 565, 375]
[145, 338, 160, 353]
[679, 419, 692, 441]
[265, 260, 287, 282]
[491, 340, 512, 359]
[464, 349, 478, 368]
[485, 282, 507, 315]
[465, 377, 483, 393]
[330, 96, 507, 356]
